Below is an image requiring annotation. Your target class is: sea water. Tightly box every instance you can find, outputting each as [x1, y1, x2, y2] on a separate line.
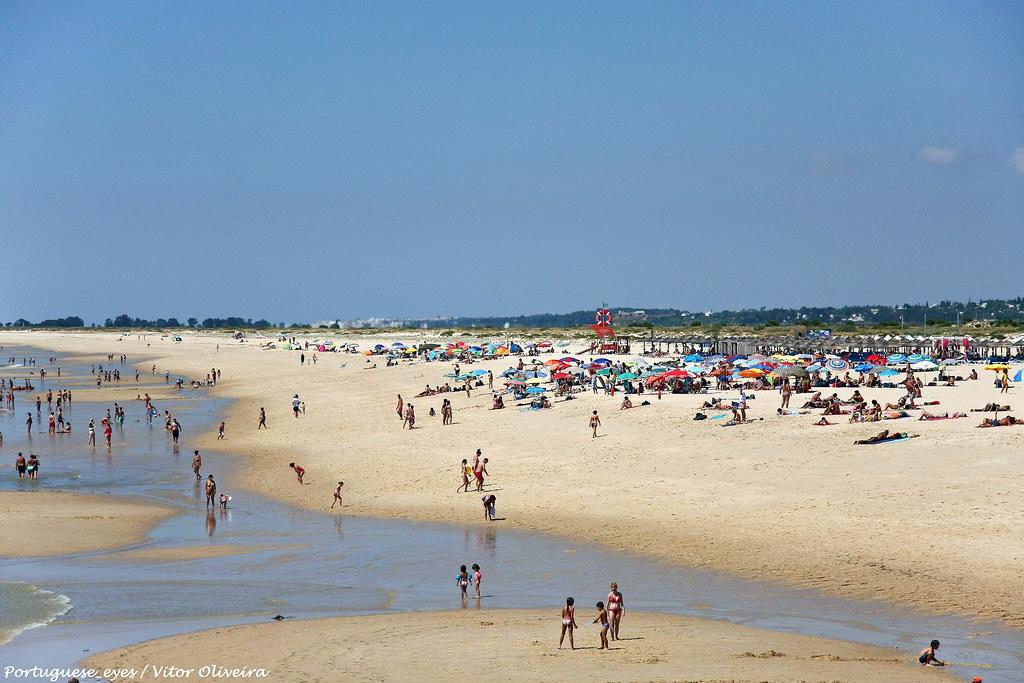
[0, 583, 70, 646]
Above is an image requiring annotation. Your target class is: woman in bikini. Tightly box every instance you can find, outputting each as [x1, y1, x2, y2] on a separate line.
[606, 582, 624, 640]
[558, 597, 577, 649]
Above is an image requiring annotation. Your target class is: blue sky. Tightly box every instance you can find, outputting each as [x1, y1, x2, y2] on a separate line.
[1, 1, 1022, 323]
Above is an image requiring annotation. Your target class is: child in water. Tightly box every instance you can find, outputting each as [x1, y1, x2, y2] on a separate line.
[456, 565, 470, 597]
[471, 563, 482, 598]
[592, 601, 610, 650]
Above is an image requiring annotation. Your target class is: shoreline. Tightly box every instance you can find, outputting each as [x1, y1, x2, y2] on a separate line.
[84, 608, 957, 682]
[3, 329, 1022, 630]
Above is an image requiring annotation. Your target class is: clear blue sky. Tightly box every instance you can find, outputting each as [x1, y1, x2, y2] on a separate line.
[2, 1, 1022, 323]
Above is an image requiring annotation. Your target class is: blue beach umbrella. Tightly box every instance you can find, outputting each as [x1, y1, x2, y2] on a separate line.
[826, 359, 848, 371]
[879, 369, 900, 377]
[1014, 369, 1023, 382]
[525, 386, 547, 394]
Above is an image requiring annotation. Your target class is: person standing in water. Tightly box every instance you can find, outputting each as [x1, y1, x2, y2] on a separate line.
[558, 597, 577, 649]
[192, 450, 202, 480]
[606, 582, 624, 640]
[471, 563, 482, 599]
[205, 475, 217, 509]
[456, 565, 470, 599]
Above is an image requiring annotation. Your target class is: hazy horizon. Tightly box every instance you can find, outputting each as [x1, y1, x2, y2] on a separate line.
[2, 2, 1021, 323]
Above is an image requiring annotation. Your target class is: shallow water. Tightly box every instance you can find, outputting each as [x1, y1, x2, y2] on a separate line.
[0, 346, 1021, 681]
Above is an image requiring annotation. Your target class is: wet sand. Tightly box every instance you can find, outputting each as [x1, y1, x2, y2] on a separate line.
[0, 491, 174, 557]
[3, 330, 1022, 628]
[85, 609, 956, 682]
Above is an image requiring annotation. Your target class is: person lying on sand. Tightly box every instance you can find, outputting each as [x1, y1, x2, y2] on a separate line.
[854, 430, 917, 444]
[977, 416, 1018, 427]
[918, 411, 966, 420]
[701, 398, 726, 409]
[884, 396, 910, 410]
[777, 408, 810, 415]
[815, 417, 834, 426]
[972, 403, 1011, 412]
[883, 410, 911, 419]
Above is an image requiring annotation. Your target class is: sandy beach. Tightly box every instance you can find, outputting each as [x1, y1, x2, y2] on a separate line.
[0, 491, 174, 557]
[84, 608, 956, 682]
[3, 329, 1022, 632]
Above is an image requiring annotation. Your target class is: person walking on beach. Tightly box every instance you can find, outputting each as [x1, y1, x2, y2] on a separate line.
[289, 462, 305, 484]
[780, 379, 792, 410]
[474, 457, 489, 492]
[458, 459, 471, 493]
[26, 454, 39, 480]
[396, 395, 403, 420]
[331, 481, 344, 508]
[192, 450, 202, 480]
[592, 602, 610, 650]
[607, 582, 624, 640]
[442, 398, 453, 426]
[15, 452, 26, 478]
[403, 403, 415, 429]
[26, 413, 32, 434]
[558, 597, 577, 649]
[169, 418, 181, 444]
[292, 395, 302, 418]
[87, 420, 96, 447]
[589, 410, 601, 438]
[258, 407, 267, 429]
[205, 474, 217, 509]
[217, 421, 225, 439]
[104, 419, 113, 449]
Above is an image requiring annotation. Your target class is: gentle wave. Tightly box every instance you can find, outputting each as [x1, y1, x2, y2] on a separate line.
[0, 582, 72, 645]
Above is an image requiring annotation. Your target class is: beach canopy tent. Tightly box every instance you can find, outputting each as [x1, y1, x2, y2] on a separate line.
[1014, 369, 1024, 382]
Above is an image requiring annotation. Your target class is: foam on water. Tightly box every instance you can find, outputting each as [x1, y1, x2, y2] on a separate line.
[0, 583, 71, 645]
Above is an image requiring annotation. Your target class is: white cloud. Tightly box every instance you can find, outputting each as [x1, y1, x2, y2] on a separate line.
[918, 146, 959, 165]
[1011, 146, 1024, 175]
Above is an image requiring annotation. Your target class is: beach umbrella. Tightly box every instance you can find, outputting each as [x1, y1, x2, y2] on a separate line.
[805, 363, 823, 372]
[878, 369, 900, 377]
[508, 343, 523, 353]
[616, 372, 638, 381]
[684, 354, 703, 362]
[739, 369, 764, 378]
[504, 380, 527, 385]
[911, 360, 938, 371]
[525, 377, 546, 385]
[826, 359, 848, 371]
[986, 364, 1010, 371]
[544, 359, 566, 367]
[595, 367, 613, 376]
[1014, 369, 1023, 382]
[887, 354, 907, 364]
[525, 386, 547, 394]
[470, 369, 489, 376]
[537, 341, 553, 348]
[523, 370, 548, 379]
[593, 358, 612, 365]
[552, 372, 570, 380]
[906, 353, 927, 363]
[661, 369, 690, 378]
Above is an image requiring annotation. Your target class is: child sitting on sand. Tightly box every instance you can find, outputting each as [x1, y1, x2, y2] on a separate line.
[918, 639, 944, 666]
